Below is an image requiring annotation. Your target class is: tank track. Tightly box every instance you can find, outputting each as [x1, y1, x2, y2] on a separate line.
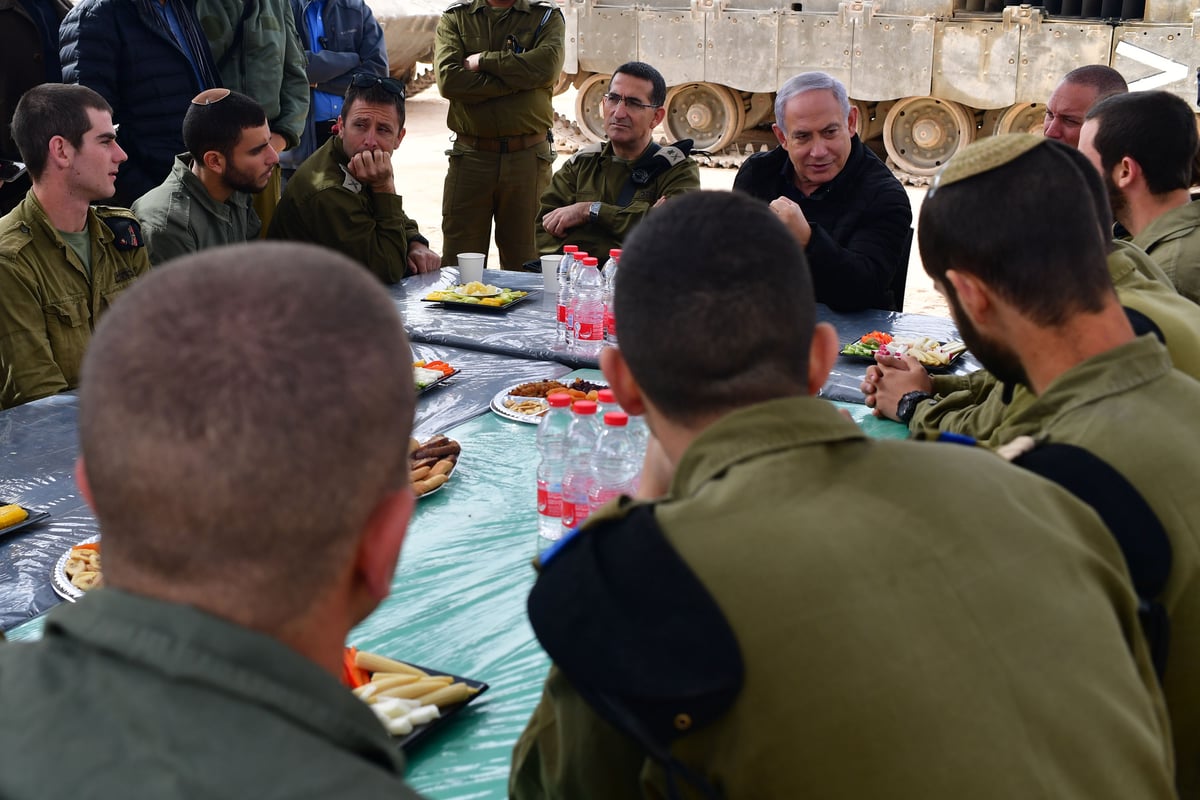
[405, 67, 438, 98]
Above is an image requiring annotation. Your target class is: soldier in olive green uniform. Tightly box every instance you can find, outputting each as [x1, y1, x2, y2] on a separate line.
[0, 85, 149, 409]
[511, 191, 1177, 800]
[434, 0, 563, 269]
[867, 135, 1200, 795]
[1132, 201, 1200, 305]
[538, 61, 699, 259]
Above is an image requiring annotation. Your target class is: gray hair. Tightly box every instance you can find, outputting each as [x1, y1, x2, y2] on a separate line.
[774, 72, 851, 134]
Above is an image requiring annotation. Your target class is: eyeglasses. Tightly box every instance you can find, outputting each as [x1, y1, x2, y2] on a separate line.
[350, 73, 406, 99]
[602, 92, 658, 111]
[191, 88, 231, 106]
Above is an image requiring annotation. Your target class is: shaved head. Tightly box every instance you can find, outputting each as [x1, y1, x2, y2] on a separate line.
[79, 242, 415, 628]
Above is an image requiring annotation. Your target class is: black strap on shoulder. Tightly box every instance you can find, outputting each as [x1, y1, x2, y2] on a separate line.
[101, 216, 145, 250]
[1124, 305, 1165, 344]
[528, 504, 743, 799]
[615, 139, 693, 207]
[1012, 442, 1171, 678]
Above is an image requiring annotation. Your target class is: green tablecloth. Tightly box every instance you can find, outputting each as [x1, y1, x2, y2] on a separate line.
[3, 374, 907, 799]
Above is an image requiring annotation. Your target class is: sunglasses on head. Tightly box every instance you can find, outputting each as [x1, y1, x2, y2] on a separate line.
[350, 73, 406, 99]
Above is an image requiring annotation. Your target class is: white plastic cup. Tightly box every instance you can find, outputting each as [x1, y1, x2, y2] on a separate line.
[541, 255, 561, 294]
[457, 252, 486, 284]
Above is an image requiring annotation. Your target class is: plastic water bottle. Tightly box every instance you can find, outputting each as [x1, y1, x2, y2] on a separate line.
[555, 246, 578, 349]
[603, 249, 621, 345]
[626, 412, 650, 455]
[572, 256, 605, 358]
[564, 250, 588, 352]
[596, 388, 619, 418]
[587, 411, 642, 513]
[560, 400, 601, 534]
[535, 392, 574, 551]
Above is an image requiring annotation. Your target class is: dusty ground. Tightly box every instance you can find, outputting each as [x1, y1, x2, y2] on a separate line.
[393, 82, 950, 318]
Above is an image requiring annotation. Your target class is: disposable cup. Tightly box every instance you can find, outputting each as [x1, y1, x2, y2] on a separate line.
[540, 255, 562, 294]
[457, 253, 486, 284]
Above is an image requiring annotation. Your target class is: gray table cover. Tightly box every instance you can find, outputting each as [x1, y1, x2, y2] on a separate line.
[0, 345, 569, 631]
[394, 268, 980, 402]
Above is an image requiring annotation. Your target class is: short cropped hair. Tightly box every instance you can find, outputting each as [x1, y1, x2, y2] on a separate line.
[343, 80, 406, 129]
[615, 191, 814, 424]
[11, 83, 112, 179]
[613, 61, 667, 108]
[774, 72, 851, 134]
[920, 140, 1114, 327]
[183, 90, 268, 163]
[79, 243, 415, 628]
[1086, 91, 1198, 195]
[1062, 65, 1128, 100]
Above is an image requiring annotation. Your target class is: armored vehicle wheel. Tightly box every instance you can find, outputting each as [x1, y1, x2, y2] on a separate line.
[883, 96, 976, 176]
[663, 82, 745, 152]
[988, 102, 1045, 135]
[574, 73, 612, 143]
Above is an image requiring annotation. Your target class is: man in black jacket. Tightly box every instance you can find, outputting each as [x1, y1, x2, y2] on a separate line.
[733, 71, 911, 311]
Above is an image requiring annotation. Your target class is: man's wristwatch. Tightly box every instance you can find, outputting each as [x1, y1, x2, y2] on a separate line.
[588, 201, 601, 222]
[896, 390, 934, 425]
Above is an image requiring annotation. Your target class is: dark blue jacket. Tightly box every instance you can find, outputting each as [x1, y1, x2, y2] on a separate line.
[60, 0, 216, 206]
[279, 0, 387, 170]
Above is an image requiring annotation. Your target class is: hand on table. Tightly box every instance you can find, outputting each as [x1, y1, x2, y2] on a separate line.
[541, 202, 590, 238]
[407, 243, 442, 274]
[860, 352, 932, 421]
[348, 148, 396, 194]
[768, 196, 812, 246]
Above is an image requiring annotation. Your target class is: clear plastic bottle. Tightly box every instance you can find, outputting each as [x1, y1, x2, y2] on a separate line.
[587, 411, 641, 513]
[535, 392, 574, 552]
[572, 256, 605, 358]
[603, 248, 621, 346]
[555, 246, 579, 349]
[560, 400, 602, 534]
[565, 250, 589, 352]
[595, 388, 619, 418]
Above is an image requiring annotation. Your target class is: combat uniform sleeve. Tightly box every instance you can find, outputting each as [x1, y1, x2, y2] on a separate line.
[805, 179, 912, 312]
[535, 155, 580, 253]
[475, 7, 564, 92]
[277, 187, 415, 283]
[908, 369, 1021, 441]
[591, 159, 700, 245]
[136, 215, 195, 267]
[275, 7, 312, 150]
[510, 666, 663, 800]
[434, 10, 515, 102]
[0, 260, 69, 408]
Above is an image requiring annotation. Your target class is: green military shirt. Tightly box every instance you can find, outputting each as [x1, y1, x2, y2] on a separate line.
[133, 154, 262, 266]
[1131, 199, 1200, 305]
[535, 141, 701, 257]
[512, 396, 1176, 799]
[434, 0, 563, 138]
[910, 239, 1200, 438]
[0, 190, 149, 408]
[0, 589, 426, 799]
[980, 335, 1200, 795]
[268, 136, 424, 283]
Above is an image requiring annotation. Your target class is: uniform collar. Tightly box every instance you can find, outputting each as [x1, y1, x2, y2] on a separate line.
[46, 588, 408, 776]
[1033, 335, 1174, 425]
[468, 0, 533, 13]
[670, 396, 867, 500]
[174, 154, 253, 219]
[1131, 199, 1200, 251]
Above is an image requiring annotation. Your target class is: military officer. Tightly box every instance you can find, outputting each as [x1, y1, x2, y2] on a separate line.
[536, 61, 700, 259]
[0, 83, 149, 408]
[509, 190, 1178, 800]
[434, 0, 563, 269]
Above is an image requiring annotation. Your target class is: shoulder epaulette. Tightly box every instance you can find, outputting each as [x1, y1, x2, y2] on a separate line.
[0, 219, 34, 258]
[654, 140, 694, 166]
[567, 143, 604, 164]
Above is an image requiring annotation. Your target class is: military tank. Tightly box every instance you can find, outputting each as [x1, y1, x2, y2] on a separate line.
[369, 0, 444, 94]
[557, 0, 1200, 173]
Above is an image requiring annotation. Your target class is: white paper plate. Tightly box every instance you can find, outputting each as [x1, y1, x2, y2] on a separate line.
[51, 535, 101, 602]
[489, 385, 548, 424]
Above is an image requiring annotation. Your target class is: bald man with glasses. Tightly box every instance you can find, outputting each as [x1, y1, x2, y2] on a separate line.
[535, 61, 699, 261]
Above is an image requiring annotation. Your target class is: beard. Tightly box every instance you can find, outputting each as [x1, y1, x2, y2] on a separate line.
[1104, 169, 1128, 224]
[223, 162, 271, 195]
[945, 289, 1030, 389]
